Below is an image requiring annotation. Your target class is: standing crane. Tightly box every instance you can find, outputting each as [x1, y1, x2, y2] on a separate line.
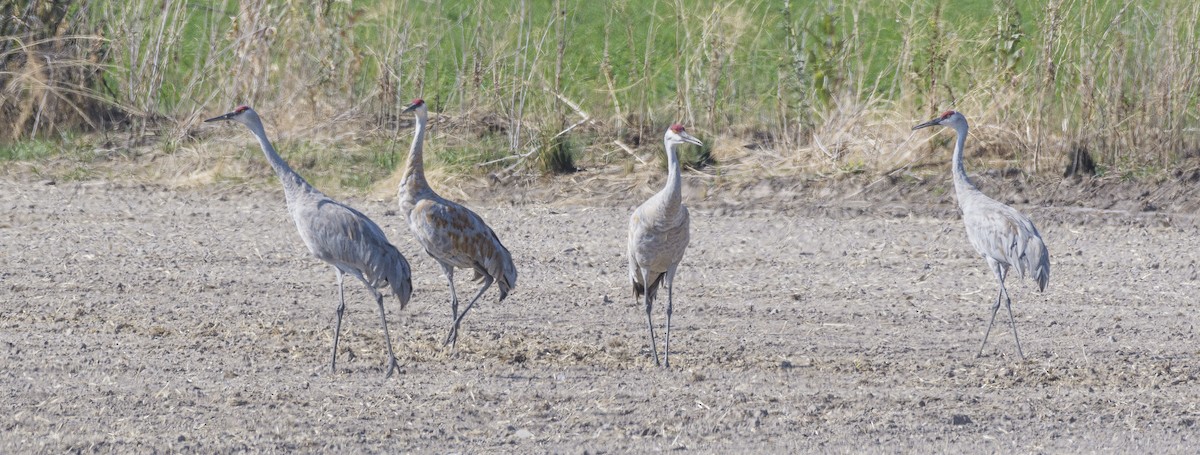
[628, 124, 704, 367]
[206, 106, 413, 377]
[913, 110, 1050, 359]
[398, 99, 516, 348]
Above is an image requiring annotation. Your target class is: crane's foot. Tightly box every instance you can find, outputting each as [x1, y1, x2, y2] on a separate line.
[975, 349, 1026, 361]
[384, 356, 400, 379]
[646, 337, 661, 366]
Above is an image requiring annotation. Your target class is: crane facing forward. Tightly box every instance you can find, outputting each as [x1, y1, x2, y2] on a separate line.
[913, 111, 1050, 359]
[629, 124, 703, 367]
[206, 106, 413, 377]
[398, 99, 516, 348]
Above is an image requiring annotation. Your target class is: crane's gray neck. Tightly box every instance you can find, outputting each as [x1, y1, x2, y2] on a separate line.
[247, 117, 314, 200]
[660, 139, 684, 210]
[950, 122, 978, 196]
[401, 111, 431, 198]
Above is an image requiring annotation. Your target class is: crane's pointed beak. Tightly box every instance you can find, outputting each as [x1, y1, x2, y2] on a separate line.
[912, 118, 941, 130]
[205, 112, 235, 123]
[681, 132, 703, 147]
[401, 103, 419, 113]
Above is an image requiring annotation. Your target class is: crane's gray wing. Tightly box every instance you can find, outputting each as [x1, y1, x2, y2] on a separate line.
[298, 199, 412, 302]
[409, 198, 516, 290]
[961, 201, 1048, 287]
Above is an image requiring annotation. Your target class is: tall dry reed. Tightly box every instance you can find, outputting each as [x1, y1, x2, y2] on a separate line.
[5, 0, 1200, 182]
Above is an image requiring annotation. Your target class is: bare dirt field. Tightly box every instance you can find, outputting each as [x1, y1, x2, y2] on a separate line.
[2, 173, 1199, 453]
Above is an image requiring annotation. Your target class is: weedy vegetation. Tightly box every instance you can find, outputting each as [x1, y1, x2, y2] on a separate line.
[3, 0, 1200, 191]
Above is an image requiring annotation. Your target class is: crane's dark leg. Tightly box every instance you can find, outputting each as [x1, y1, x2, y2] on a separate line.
[363, 284, 401, 378]
[445, 275, 493, 348]
[438, 263, 459, 348]
[331, 269, 348, 373]
[977, 291, 1003, 357]
[1001, 285, 1025, 359]
[663, 273, 675, 369]
[643, 270, 661, 366]
[977, 262, 1006, 358]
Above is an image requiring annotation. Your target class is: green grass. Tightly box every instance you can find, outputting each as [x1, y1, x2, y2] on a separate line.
[6, 0, 1200, 185]
[0, 139, 62, 161]
[262, 139, 407, 191]
[536, 136, 579, 174]
[420, 134, 512, 175]
[679, 141, 715, 171]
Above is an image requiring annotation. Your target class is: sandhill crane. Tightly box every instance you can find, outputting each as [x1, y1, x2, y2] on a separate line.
[913, 110, 1050, 359]
[628, 124, 703, 367]
[398, 99, 516, 348]
[206, 106, 413, 377]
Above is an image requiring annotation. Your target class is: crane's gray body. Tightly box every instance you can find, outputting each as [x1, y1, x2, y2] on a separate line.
[956, 184, 1050, 292]
[206, 107, 411, 377]
[915, 111, 1049, 358]
[400, 191, 513, 288]
[399, 101, 516, 348]
[628, 182, 690, 304]
[628, 125, 703, 367]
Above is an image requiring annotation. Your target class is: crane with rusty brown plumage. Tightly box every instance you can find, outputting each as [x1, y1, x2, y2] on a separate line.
[398, 99, 517, 348]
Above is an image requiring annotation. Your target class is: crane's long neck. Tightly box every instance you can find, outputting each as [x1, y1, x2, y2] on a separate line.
[401, 111, 431, 199]
[248, 118, 314, 201]
[660, 139, 684, 212]
[950, 122, 978, 197]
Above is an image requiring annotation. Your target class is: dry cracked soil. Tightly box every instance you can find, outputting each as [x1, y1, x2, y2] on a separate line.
[2, 173, 1199, 453]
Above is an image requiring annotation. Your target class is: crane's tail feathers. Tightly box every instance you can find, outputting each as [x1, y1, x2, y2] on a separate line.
[497, 280, 514, 302]
[490, 231, 517, 300]
[392, 279, 412, 309]
[498, 269, 515, 301]
[500, 255, 517, 296]
[495, 266, 515, 303]
[389, 275, 413, 310]
[387, 254, 413, 309]
[474, 255, 517, 302]
[1025, 236, 1050, 292]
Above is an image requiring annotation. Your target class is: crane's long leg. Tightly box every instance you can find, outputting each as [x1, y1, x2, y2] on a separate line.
[331, 269, 348, 373]
[1002, 285, 1025, 359]
[361, 282, 401, 378]
[438, 262, 459, 347]
[663, 271, 675, 369]
[445, 274, 494, 348]
[977, 290, 1003, 357]
[977, 262, 1006, 358]
[643, 269, 661, 366]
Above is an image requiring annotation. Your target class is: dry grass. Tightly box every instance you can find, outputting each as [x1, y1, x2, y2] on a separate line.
[4, 1, 1200, 189]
